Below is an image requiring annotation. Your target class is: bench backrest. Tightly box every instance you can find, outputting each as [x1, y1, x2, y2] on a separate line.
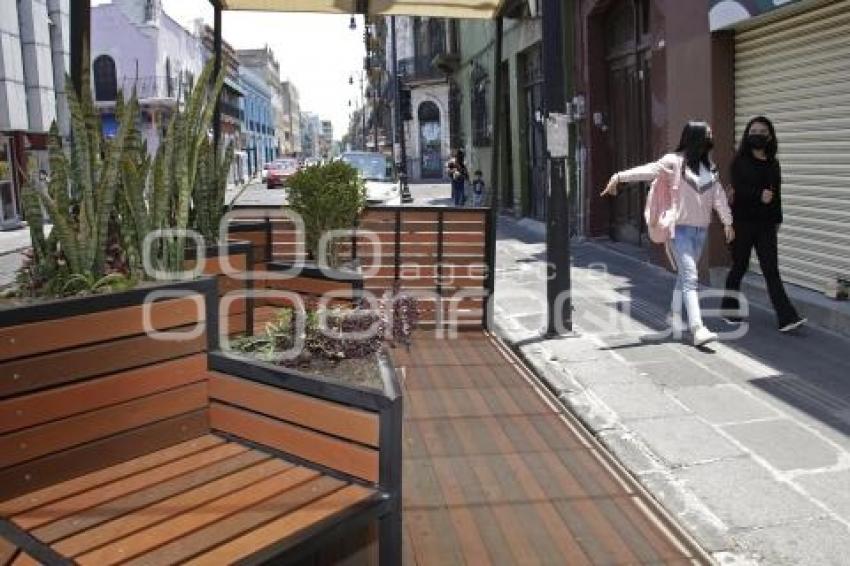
[0, 280, 215, 501]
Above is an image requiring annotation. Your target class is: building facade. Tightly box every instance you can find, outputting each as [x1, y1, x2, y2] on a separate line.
[199, 23, 244, 183]
[238, 65, 274, 177]
[384, 16, 459, 180]
[237, 46, 284, 159]
[448, 7, 543, 216]
[91, 0, 203, 156]
[280, 81, 301, 156]
[300, 112, 321, 159]
[0, 0, 70, 229]
[320, 120, 333, 159]
[573, 0, 847, 295]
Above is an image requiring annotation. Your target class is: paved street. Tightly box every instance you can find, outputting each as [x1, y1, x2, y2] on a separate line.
[492, 216, 850, 565]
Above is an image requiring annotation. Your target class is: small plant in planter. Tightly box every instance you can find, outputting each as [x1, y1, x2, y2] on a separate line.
[286, 161, 366, 267]
[234, 290, 419, 390]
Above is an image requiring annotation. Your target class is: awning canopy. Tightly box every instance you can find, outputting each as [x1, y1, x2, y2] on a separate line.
[215, 0, 509, 19]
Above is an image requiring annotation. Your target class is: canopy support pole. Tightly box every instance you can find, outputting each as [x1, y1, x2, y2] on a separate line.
[484, 15, 503, 331]
[70, 0, 91, 97]
[542, 0, 573, 335]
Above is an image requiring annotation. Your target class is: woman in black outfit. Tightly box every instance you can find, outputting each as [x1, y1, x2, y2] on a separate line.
[722, 116, 806, 332]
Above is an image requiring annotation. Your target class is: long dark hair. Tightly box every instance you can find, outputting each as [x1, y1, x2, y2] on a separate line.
[675, 121, 714, 175]
[737, 115, 778, 161]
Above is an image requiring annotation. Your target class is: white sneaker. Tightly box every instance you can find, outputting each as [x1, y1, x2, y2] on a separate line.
[779, 318, 807, 333]
[692, 326, 718, 347]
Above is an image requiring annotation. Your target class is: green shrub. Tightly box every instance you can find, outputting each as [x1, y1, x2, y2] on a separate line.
[285, 161, 366, 267]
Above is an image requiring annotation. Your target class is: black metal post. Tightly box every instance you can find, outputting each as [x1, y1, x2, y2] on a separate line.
[542, 0, 573, 335]
[212, 2, 222, 153]
[70, 0, 91, 97]
[391, 17, 412, 203]
[483, 16, 503, 331]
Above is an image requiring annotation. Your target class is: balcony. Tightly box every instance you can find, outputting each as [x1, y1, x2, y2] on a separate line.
[397, 55, 444, 82]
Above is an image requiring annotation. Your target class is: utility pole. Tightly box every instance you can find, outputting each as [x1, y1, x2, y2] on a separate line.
[391, 16, 412, 203]
[542, 0, 573, 335]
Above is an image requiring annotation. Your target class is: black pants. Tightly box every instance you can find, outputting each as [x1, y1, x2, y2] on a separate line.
[722, 221, 799, 327]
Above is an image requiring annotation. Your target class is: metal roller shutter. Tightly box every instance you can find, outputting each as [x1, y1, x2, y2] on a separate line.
[734, 0, 850, 292]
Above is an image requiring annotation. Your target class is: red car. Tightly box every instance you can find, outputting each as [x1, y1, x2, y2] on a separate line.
[266, 159, 299, 189]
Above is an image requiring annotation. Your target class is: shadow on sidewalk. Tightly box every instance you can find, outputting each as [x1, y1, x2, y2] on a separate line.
[496, 217, 850, 440]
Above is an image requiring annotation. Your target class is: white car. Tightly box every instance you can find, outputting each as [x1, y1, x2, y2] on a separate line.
[339, 152, 400, 205]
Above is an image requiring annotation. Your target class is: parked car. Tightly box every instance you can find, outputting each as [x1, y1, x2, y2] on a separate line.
[339, 152, 400, 205]
[266, 158, 299, 189]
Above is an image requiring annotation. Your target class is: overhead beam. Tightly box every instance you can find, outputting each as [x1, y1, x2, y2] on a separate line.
[70, 0, 91, 97]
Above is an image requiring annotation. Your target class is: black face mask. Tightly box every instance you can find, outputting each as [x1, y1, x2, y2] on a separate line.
[704, 139, 714, 152]
[748, 133, 769, 150]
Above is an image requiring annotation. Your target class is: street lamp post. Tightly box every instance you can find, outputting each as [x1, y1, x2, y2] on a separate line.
[391, 16, 412, 203]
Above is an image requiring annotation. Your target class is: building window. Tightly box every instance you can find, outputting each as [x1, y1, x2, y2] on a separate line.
[471, 64, 490, 146]
[93, 55, 118, 102]
[165, 58, 174, 98]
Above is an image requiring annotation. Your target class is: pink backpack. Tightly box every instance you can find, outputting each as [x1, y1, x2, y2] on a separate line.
[644, 158, 681, 243]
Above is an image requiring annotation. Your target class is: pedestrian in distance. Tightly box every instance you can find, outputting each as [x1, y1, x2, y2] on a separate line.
[721, 115, 806, 332]
[471, 170, 485, 207]
[601, 121, 735, 347]
[447, 149, 469, 207]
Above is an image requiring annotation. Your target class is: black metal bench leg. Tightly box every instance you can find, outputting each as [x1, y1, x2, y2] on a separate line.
[378, 501, 402, 565]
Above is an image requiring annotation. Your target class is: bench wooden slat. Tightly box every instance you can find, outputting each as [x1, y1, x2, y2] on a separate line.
[123, 475, 345, 566]
[0, 535, 17, 565]
[184, 484, 376, 565]
[0, 330, 206, 400]
[0, 435, 221, 516]
[34, 449, 269, 544]
[9, 551, 38, 566]
[209, 372, 379, 447]
[53, 457, 291, 558]
[0, 296, 205, 363]
[0, 383, 208, 469]
[13, 442, 247, 531]
[0, 411, 210, 503]
[75, 466, 321, 566]
[0, 355, 207, 435]
[210, 402, 380, 483]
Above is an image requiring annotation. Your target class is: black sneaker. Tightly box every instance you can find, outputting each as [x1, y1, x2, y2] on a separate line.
[779, 318, 807, 333]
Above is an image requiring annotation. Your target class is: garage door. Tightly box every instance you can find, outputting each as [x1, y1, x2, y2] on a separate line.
[734, 0, 850, 292]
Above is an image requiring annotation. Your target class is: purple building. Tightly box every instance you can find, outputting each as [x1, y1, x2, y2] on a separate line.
[91, 0, 203, 153]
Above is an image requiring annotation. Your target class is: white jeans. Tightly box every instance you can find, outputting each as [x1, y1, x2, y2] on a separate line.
[669, 225, 709, 329]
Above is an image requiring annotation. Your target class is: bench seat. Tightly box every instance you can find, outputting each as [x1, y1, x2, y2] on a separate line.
[0, 435, 380, 565]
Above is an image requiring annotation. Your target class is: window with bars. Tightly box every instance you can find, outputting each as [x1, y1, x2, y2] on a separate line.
[471, 64, 490, 146]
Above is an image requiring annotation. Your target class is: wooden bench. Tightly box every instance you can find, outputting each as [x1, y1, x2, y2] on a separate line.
[0, 280, 402, 565]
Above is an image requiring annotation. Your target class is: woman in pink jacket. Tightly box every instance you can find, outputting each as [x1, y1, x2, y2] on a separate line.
[601, 121, 735, 347]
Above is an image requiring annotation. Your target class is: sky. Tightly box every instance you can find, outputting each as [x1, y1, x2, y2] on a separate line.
[93, 0, 367, 139]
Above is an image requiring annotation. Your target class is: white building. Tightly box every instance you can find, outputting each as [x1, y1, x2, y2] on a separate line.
[0, 0, 70, 229]
[91, 0, 204, 154]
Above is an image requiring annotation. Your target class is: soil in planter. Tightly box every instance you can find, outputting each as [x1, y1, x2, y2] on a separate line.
[290, 355, 384, 390]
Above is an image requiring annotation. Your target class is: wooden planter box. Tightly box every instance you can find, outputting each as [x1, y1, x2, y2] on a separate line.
[207, 348, 403, 564]
[185, 240, 255, 337]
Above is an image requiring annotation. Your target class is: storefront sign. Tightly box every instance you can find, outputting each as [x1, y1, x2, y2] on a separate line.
[709, 0, 803, 30]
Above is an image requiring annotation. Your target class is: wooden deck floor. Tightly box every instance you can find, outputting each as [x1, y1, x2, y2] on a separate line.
[395, 330, 707, 566]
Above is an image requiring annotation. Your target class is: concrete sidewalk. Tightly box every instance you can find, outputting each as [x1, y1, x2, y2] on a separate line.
[492, 216, 850, 565]
[0, 227, 33, 289]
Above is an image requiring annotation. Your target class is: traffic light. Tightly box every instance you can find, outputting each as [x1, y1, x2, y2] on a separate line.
[399, 84, 412, 121]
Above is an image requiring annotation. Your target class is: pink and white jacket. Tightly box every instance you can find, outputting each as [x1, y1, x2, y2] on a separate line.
[618, 152, 733, 230]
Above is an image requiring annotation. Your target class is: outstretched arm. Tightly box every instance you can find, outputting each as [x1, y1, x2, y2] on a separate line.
[601, 158, 673, 197]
